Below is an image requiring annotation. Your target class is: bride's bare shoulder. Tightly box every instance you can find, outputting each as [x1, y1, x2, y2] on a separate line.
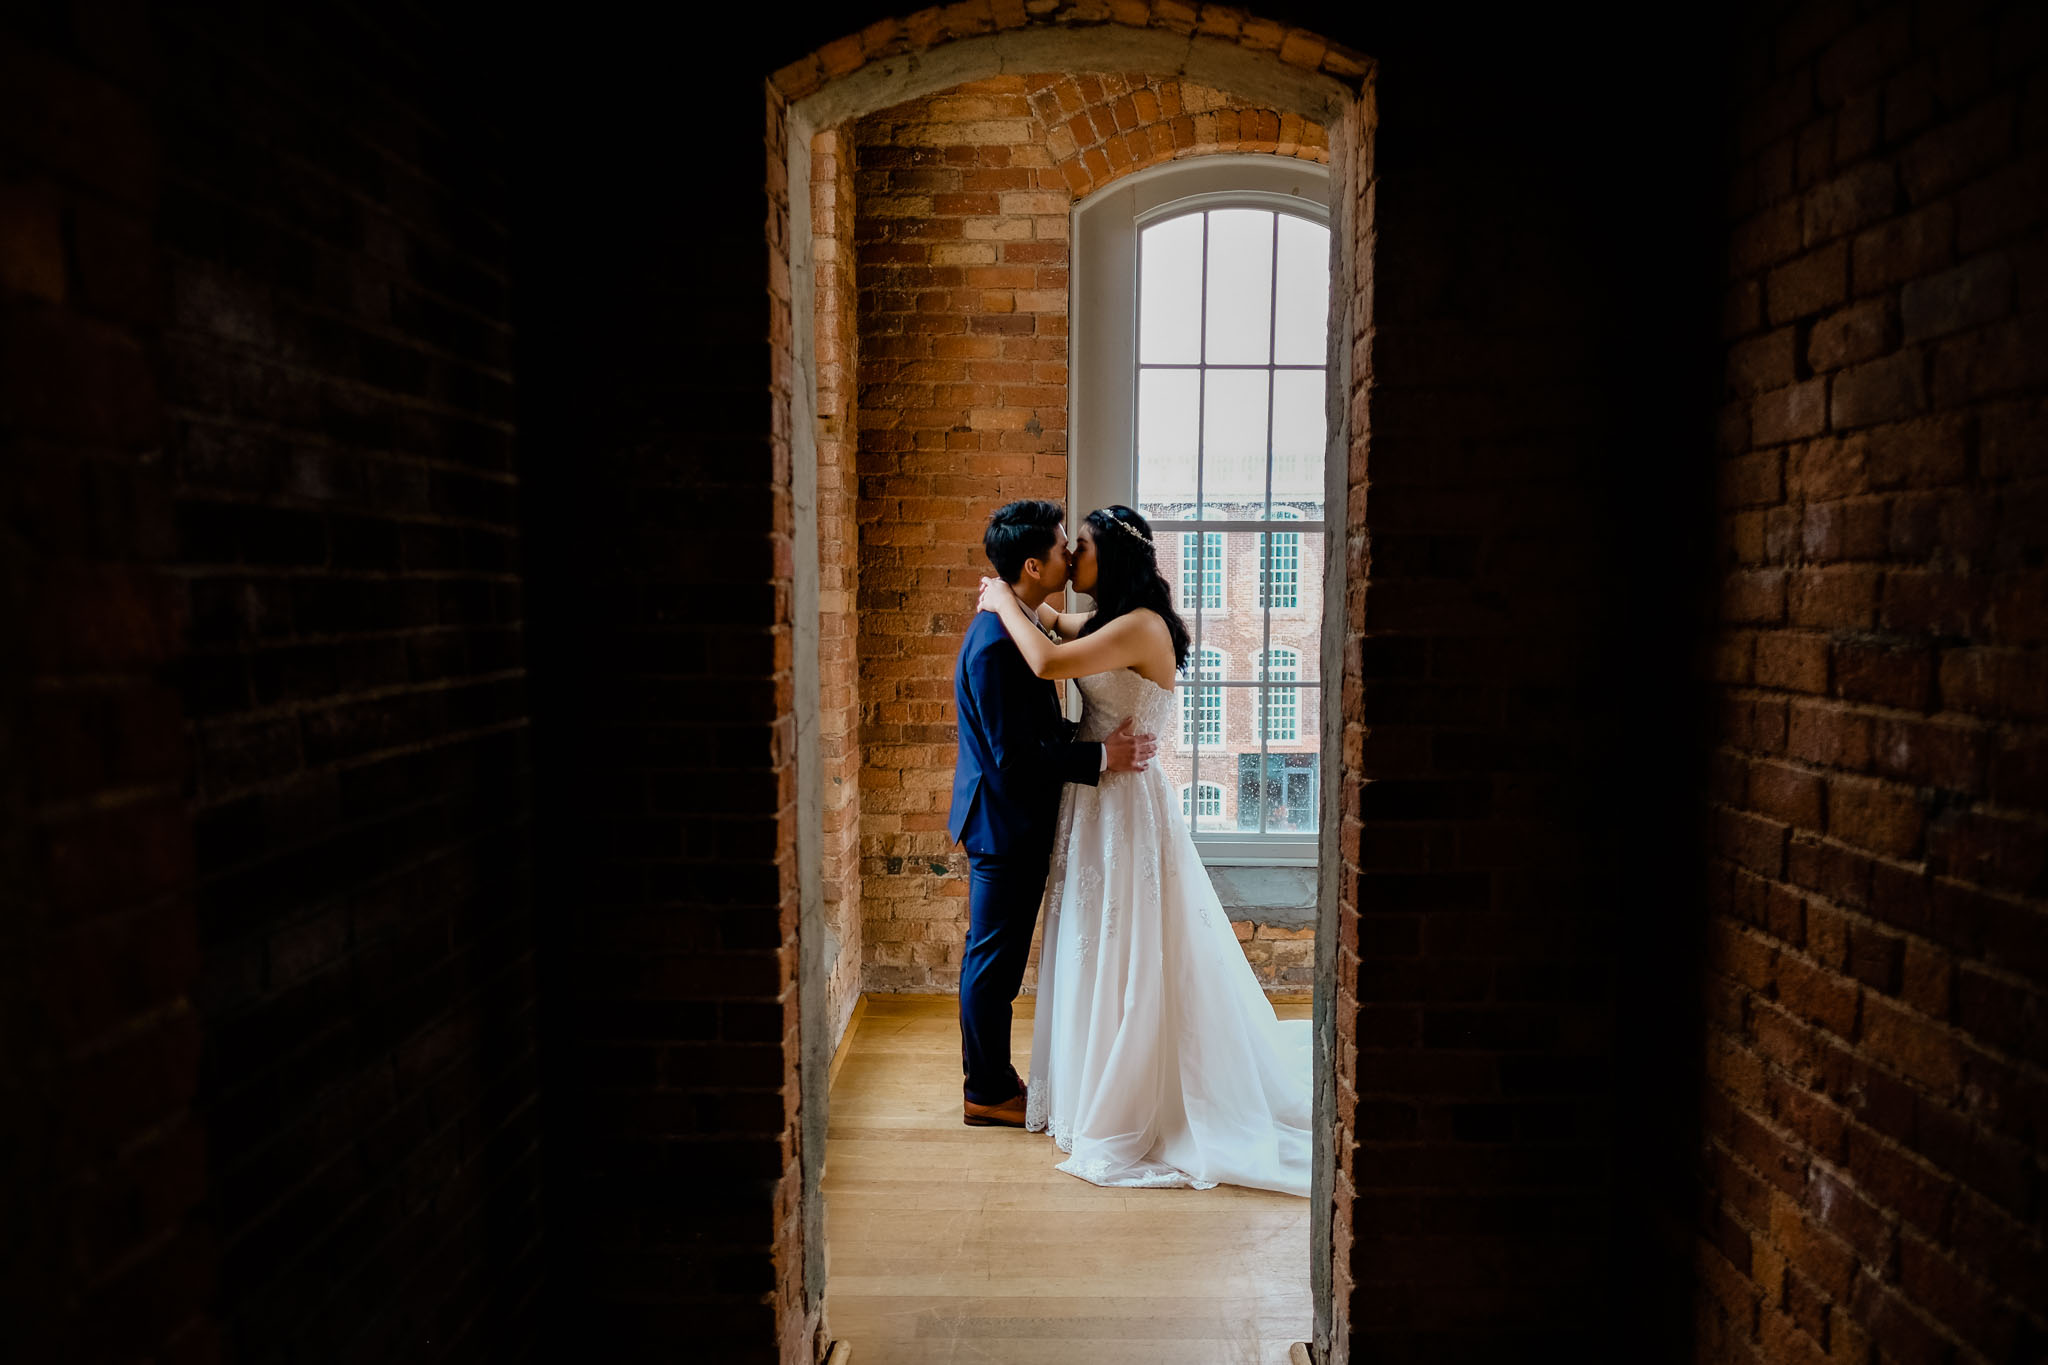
[1117, 609, 1179, 685]
[1120, 607, 1172, 636]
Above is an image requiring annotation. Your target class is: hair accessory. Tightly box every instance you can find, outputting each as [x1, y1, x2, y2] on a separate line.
[1103, 513, 1153, 546]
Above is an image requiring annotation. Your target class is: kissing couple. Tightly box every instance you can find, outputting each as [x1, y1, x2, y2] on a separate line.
[947, 498, 1311, 1196]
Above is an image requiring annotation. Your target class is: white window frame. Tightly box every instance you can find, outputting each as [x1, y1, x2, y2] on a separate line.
[1070, 157, 1333, 866]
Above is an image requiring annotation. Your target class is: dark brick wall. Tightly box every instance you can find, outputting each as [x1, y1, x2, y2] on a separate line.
[1700, 2, 2048, 1361]
[6, 4, 2043, 1365]
[512, 45, 805, 1365]
[160, 2, 541, 1360]
[1, 5, 212, 1359]
[1333, 22, 1723, 1363]
[4, 4, 546, 1357]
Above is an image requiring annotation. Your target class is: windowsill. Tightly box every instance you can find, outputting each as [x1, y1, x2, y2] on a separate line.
[1194, 839, 1317, 868]
[1202, 862, 1319, 929]
[1202, 856, 1316, 869]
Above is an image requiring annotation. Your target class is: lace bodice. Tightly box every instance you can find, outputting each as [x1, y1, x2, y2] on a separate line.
[1073, 668, 1179, 749]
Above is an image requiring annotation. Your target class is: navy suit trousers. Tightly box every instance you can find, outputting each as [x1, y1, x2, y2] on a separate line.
[959, 843, 1053, 1105]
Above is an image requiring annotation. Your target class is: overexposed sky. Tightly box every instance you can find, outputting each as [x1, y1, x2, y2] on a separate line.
[1136, 208, 1329, 512]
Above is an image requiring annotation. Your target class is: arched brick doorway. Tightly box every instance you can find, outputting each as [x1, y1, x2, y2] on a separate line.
[765, 12, 1373, 1362]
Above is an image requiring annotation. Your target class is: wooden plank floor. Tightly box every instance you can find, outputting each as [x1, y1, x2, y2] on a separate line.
[823, 993, 1314, 1364]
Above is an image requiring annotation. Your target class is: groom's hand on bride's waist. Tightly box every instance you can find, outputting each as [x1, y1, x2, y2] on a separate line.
[1103, 716, 1156, 773]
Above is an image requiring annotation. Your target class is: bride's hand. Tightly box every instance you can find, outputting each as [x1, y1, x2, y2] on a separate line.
[976, 576, 1014, 615]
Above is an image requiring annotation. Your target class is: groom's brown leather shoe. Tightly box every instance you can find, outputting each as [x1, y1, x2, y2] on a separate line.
[963, 1087, 1028, 1128]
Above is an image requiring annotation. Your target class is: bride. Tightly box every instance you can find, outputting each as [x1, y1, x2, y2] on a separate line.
[976, 505, 1312, 1197]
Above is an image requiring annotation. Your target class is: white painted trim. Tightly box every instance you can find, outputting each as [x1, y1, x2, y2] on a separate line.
[1134, 186, 1328, 227]
[1070, 155, 1333, 531]
[1073, 151, 1333, 219]
[1075, 154, 1334, 862]
[1197, 849, 1318, 868]
[784, 119, 830, 1316]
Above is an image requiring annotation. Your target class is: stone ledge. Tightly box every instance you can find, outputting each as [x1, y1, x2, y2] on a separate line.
[1208, 863, 1318, 929]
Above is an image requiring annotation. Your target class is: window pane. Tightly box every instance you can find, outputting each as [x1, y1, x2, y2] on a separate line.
[1124, 198, 1329, 856]
[1200, 368, 1268, 516]
[1256, 649, 1301, 741]
[1177, 530, 1223, 611]
[1271, 368, 1326, 508]
[1137, 368, 1201, 509]
[1234, 712, 1321, 833]
[1256, 647, 1299, 682]
[1196, 533, 1319, 681]
[1154, 512, 1192, 603]
[1139, 213, 1204, 365]
[1276, 525, 1325, 645]
[1257, 684, 1300, 742]
[1203, 209, 1274, 365]
[1259, 530, 1300, 609]
[1273, 214, 1331, 366]
[1173, 645, 1228, 832]
[1179, 645, 1224, 763]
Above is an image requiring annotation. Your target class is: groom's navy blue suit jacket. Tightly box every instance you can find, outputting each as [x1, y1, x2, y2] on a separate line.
[948, 612, 1102, 856]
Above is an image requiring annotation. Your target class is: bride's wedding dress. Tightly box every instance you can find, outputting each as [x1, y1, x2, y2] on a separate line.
[1025, 666, 1312, 1196]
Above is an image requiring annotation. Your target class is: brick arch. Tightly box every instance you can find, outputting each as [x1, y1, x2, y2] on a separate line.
[767, 13, 1371, 1365]
[1029, 72, 1328, 198]
[770, 4, 1368, 110]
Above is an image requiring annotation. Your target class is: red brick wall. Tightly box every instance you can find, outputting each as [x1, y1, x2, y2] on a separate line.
[1031, 69, 1328, 195]
[1700, 3, 2048, 1361]
[1328, 84, 1372, 1359]
[853, 72, 1331, 994]
[1236, 920, 1318, 987]
[0, 8, 212, 1359]
[852, 74, 1071, 992]
[813, 129, 865, 1044]
[768, 89, 810, 1365]
[155, 4, 543, 1359]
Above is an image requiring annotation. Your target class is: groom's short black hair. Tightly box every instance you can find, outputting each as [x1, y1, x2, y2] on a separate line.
[984, 499, 1065, 583]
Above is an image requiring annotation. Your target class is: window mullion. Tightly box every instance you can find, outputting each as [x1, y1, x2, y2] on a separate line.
[1130, 215, 1144, 521]
[1256, 211, 1279, 837]
[1189, 211, 1208, 830]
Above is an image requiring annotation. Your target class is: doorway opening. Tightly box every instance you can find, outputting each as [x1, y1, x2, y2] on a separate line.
[773, 20, 1371, 1362]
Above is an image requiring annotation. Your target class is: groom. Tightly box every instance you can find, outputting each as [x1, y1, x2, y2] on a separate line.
[949, 499, 1156, 1127]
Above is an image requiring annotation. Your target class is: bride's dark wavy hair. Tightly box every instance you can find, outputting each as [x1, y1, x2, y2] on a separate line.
[1079, 505, 1191, 672]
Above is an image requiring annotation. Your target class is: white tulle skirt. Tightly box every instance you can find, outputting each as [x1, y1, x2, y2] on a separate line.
[1025, 755, 1312, 1197]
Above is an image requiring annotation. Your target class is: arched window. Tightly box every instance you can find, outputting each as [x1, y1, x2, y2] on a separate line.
[1071, 157, 1330, 865]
